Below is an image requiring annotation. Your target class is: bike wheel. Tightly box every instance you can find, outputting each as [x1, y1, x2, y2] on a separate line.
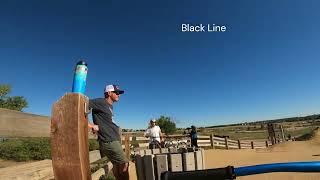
[177, 142, 187, 148]
[165, 141, 174, 148]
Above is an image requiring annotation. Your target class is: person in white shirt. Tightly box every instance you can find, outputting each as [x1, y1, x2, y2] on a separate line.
[144, 119, 163, 149]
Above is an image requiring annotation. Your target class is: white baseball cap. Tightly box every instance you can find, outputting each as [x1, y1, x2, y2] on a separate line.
[104, 84, 124, 94]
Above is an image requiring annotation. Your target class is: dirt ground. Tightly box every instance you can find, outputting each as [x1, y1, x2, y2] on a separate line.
[0, 159, 32, 168]
[129, 131, 320, 180]
[1, 131, 319, 179]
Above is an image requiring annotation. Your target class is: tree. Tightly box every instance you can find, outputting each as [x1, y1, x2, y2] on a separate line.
[0, 84, 28, 111]
[156, 116, 176, 135]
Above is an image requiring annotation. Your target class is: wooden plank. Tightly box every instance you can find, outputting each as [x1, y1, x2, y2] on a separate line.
[212, 136, 225, 141]
[201, 148, 206, 169]
[228, 139, 238, 143]
[197, 139, 211, 143]
[168, 147, 178, 153]
[182, 152, 195, 171]
[51, 93, 91, 180]
[143, 155, 155, 180]
[160, 148, 169, 153]
[155, 154, 168, 180]
[125, 134, 130, 159]
[152, 148, 160, 154]
[194, 151, 203, 170]
[145, 149, 152, 155]
[89, 150, 101, 163]
[169, 154, 183, 172]
[91, 168, 104, 180]
[135, 155, 145, 180]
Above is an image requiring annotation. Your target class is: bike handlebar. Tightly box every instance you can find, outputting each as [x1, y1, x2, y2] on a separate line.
[161, 161, 320, 180]
[235, 161, 320, 176]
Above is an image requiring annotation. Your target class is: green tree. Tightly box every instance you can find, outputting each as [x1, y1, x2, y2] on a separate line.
[0, 84, 28, 111]
[156, 116, 176, 135]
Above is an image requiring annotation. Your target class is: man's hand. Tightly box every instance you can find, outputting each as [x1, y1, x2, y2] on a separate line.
[88, 123, 99, 134]
[91, 125, 99, 134]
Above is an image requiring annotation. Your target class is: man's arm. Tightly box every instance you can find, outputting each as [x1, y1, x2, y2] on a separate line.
[88, 122, 99, 134]
[144, 129, 150, 138]
[87, 99, 99, 133]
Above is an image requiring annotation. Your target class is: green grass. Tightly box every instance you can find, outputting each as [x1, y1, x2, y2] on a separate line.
[199, 126, 316, 140]
[0, 137, 51, 161]
[284, 127, 315, 138]
[0, 138, 99, 161]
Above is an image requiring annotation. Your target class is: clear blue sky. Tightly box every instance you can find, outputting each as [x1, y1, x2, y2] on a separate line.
[1, 1, 320, 129]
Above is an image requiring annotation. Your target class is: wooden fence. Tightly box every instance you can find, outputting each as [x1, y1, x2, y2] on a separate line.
[134, 147, 206, 180]
[121, 133, 280, 158]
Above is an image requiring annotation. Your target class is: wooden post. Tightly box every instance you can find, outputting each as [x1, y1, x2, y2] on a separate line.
[124, 134, 130, 159]
[155, 155, 168, 180]
[265, 141, 269, 147]
[135, 155, 145, 180]
[280, 124, 285, 141]
[224, 137, 229, 150]
[51, 93, 91, 180]
[210, 134, 214, 149]
[169, 154, 183, 172]
[194, 151, 203, 170]
[144, 155, 155, 180]
[182, 153, 195, 171]
[251, 141, 254, 149]
[237, 140, 241, 149]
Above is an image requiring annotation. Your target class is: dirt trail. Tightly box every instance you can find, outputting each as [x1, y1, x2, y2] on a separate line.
[128, 131, 320, 180]
[205, 130, 320, 180]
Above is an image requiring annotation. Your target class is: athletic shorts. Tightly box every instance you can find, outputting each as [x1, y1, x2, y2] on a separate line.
[99, 141, 129, 165]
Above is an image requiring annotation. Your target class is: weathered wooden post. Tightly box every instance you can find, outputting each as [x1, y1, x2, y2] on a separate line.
[210, 134, 214, 149]
[124, 134, 130, 159]
[224, 137, 229, 150]
[237, 140, 241, 149]
[51, 93, 91, 180]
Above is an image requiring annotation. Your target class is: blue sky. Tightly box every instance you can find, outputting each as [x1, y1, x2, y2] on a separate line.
[1, 1, 320, 129]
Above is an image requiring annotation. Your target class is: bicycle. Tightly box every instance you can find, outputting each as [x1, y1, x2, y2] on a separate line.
[149, 137, 162, 149]
[164, 139, 188, 148]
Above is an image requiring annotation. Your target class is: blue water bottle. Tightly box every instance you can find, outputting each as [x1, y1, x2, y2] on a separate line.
[72, 61, 88, 94]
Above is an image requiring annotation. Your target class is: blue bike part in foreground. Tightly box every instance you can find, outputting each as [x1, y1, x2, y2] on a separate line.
[235, 161, 320, 176]
[161, 161, 320, 180]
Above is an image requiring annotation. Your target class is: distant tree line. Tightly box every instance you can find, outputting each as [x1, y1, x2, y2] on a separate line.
[0, 84, 28, 111]
[206, 114, 320, 129]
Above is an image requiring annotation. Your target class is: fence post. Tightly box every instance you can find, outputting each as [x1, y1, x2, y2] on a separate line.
[237, 140, 241, 149]
[251, 141, 254, 149]
[265, 141, 269, 147]
[224, 137, 229, 150]
[210, 134, 214, 149]
[124, 134, 130, 159]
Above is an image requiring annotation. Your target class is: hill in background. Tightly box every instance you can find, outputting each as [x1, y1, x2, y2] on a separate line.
[0, 108, 50, 137]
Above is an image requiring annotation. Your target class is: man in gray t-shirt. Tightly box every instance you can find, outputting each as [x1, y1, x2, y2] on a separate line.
[89, 84, 129, 180]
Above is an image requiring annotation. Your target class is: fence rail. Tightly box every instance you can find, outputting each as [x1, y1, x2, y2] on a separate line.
[122, 134, 280, 157]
